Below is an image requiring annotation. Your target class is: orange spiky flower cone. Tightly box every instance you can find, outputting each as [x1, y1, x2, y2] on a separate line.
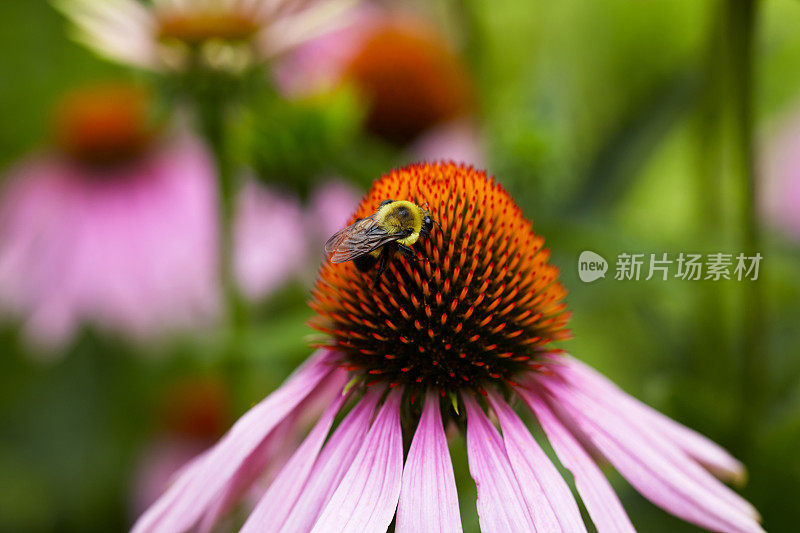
[310, 162, 570, 395]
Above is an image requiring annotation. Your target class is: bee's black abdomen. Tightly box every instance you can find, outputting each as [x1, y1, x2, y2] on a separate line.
[354, 254, 378, 272]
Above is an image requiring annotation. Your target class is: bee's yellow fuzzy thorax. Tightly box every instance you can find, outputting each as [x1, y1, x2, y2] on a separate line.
[375, 200, 423, 246]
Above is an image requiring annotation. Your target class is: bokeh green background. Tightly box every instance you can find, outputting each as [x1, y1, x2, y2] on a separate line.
[1, 0, 799, 531]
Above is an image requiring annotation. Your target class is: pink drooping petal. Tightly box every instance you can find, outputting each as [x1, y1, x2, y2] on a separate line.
[519, 388, 635, 533]
[76, 164, 170, 336]
[241, 388, 349, 532]
[117, 141, 219, 330]
[486, 391, 586, 532]
[130, 437, 211, 518]
[278, 388, 381, 532]
[539, 378, 764, 533]
[0, 162, 87, 345]
[556, 355, 746, 483]
[101, 138, 218, 332]
[10, 180, 86, 348]
[396, 392, 462, 533]
[197, 370, 349, 532]
[196, 410, 299, 533]
[310, 388, 404, 532]
[462, 394, 535, 532]
[132, 350, 335, 533]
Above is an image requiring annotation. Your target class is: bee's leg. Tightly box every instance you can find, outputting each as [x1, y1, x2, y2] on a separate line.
[397, 243, 419, 262]
[399, 243, 431, 269]
[373, 247, 391, 288]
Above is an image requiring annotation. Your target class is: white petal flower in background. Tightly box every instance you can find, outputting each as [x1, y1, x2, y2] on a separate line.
[57, 0, 359, 72]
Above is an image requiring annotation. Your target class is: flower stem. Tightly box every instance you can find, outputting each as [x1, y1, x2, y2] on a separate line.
[197, 96, 247, 350]
[693, 6, 729, 397]
[724, 0, 763, 456]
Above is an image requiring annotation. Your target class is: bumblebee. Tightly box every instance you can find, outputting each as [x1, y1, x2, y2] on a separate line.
[325, 200, 435, 281]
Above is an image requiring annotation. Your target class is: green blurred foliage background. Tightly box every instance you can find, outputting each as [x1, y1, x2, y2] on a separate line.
[1, 0, 799, 531]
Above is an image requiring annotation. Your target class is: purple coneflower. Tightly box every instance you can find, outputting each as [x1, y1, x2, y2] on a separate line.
[275, 9, 482, 156]
[57, 0, 358, 73]
[0, 83, 355, 347]
[134, 162, 762, 532]
[0, 83, 219, 348]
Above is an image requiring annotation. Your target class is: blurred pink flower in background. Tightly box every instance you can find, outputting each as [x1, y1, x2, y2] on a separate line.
[234, 180, 308, 300]
[58, 0, 361, 73]
[235, 178, 361, 299]
[306, 179, 362, 246]
[408, 118, 487, 169]
[276, 8, 486, 164]
[0, 84, 219, 349]
[0, 82, 364, 349]
[272, 4, 382, 98]
[762, 105, 800, 242]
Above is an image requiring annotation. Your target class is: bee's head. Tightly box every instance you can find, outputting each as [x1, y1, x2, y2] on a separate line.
[420, 203, 439, 236]
[423, 214, 433, 234]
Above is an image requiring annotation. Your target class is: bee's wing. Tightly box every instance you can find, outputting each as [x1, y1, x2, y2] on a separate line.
[324, 216, 374, 255]
[324, 215, 405, 263]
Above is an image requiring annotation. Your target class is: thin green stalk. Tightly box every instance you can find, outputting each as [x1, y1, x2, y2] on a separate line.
[725, 0, 764, 457]
[197, 96, 247, 349]
[693, 4, 729, 394]
[697, 7, 725, 239]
